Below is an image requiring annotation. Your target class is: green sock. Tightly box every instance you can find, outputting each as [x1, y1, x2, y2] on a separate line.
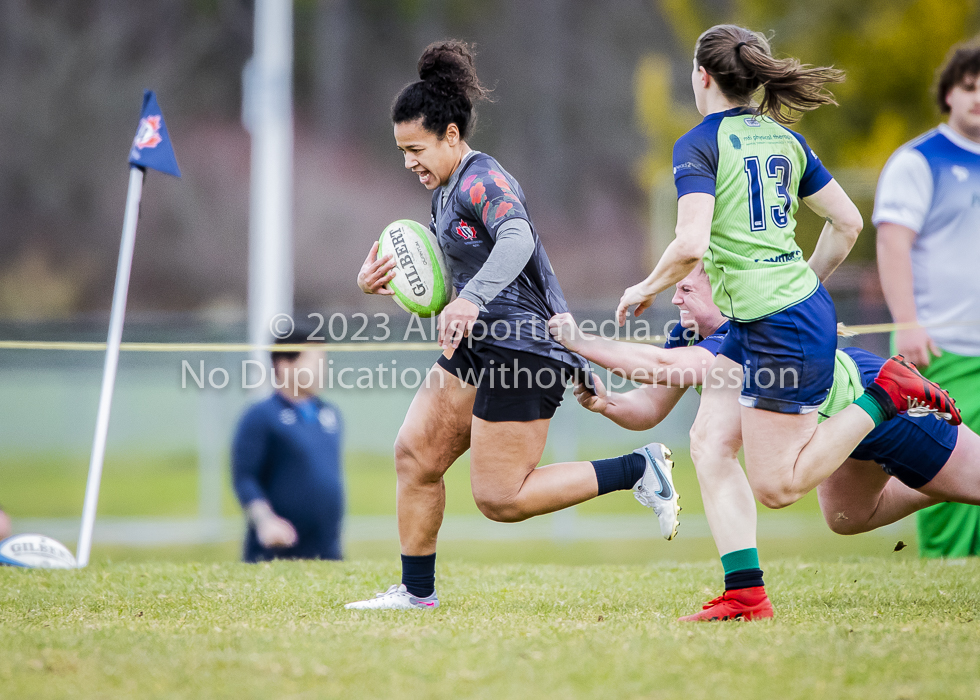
[853, 392, 887, 427]
[720, 547, 760, 575]
[721, 548, 764, 590]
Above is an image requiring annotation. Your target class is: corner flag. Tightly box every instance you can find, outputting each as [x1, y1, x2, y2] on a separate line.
[128, 90, 181, 177]
[77, 90, 181, 567]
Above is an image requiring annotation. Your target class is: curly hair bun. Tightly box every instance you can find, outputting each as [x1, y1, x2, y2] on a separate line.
[392, 39, 492, 138]
[418, 41, 489, 102]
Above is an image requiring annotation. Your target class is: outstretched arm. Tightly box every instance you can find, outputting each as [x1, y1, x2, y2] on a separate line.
[574, 374, 687, 430]
[550, 313, 714, 388]
[616, 192, 714, 325]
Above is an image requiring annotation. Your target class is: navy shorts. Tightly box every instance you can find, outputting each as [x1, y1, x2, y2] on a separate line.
[845, 347, 958, 488]
[436, 339, 576, 422]
[717, 284, 837, 414]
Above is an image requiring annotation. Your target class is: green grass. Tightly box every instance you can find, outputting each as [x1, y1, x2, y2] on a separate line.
[2, 558, 979, 699]
[2, 447, 826, 519]
[3, 447, 915, 567]
[84, 531, 917, 569]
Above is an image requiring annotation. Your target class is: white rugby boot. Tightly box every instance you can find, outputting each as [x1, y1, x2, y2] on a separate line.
[632, 442, 680, 540]
[344, 584, 440, 610]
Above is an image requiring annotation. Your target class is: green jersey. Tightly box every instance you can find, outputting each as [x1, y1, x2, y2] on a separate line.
[672, 108, 834, 321]
[817, 350, 865, 423]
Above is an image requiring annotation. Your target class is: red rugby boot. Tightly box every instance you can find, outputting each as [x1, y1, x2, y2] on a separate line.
[875, 355, 961, 425]
[678, 586, 774, 622]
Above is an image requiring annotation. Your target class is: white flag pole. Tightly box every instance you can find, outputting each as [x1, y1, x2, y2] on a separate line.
[76, 166, 145, 567]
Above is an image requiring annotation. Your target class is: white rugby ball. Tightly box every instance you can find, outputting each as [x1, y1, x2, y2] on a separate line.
[0, 534, 77, 569]
[379, 219, 452, 317]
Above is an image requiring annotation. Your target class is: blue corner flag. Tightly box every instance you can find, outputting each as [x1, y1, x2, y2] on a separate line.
[128, 90, 181, 177]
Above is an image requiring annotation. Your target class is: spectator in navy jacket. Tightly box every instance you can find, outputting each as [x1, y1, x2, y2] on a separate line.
[232, 328, 344, 562]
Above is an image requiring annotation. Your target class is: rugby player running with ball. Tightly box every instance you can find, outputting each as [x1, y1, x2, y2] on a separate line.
[615, 25, 961, 620]
[348, 41, 679, 610]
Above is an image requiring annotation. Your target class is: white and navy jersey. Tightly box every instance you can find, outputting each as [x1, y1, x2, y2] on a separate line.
[432, 151, 585, 367]
[873, 124, 980, 356]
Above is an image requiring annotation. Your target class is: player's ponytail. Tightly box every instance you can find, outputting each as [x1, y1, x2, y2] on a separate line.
[392, 40, 492, 138]
[695, 25, 844, 124]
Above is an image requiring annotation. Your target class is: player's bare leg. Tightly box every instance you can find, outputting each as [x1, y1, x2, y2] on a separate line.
[743, 355, 961, 510]
[346, 364, 475, 610]
[818, 458, 938, 535]
[817, 422, 980, 536]
[682, 354, 772, 622]
[468, 417, 679, 537]
[394, 364, 476, 555]
[918, 425, 980, 505]
[468, 417, 567, 521]
[690, 354, 756, 556]
[742, 404, 876, 509]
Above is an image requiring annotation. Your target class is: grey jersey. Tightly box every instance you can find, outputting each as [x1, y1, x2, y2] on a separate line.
[432, 152, 586, 368]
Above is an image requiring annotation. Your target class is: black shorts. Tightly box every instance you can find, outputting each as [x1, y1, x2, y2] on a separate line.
[436, 339, 577, 422]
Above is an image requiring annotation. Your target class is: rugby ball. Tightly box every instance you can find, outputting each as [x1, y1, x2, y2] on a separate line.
[379, 219, 452, 317]
[0, 534, 77, 569]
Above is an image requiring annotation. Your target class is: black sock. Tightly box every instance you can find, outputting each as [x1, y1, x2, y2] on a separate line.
[864, 381, 899, 420]
[724, 568, 765, 591]
[401, 553, 436, 598]
[592, 453, 648, 496]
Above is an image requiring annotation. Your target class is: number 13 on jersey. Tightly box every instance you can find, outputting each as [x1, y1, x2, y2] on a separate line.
[743, 155, 792, 231]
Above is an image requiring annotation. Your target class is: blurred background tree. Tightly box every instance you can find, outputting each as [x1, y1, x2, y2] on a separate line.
[635, 0, 980, 264]
[3, 0, 979, 317]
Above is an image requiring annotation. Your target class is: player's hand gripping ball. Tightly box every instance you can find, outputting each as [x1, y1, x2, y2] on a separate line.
[378, 220, 452, 317]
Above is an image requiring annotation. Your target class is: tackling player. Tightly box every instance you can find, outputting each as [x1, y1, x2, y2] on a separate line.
[614, 24, 960, 620]
[553, 265, 980, 619]
[347, 41, 678, 610]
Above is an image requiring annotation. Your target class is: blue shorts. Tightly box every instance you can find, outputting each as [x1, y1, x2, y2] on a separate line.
[845, 347, 958, 489]
[717, 284, 837, 414]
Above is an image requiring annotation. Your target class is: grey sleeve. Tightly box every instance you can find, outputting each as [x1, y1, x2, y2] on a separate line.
[458, 218, 535, 309]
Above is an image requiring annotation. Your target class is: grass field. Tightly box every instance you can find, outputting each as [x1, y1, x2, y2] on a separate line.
[2, 444, 976, 698]
[1, 447, 829, 519]
[3, 447, 920, 566]
[2, 557, 979, 699]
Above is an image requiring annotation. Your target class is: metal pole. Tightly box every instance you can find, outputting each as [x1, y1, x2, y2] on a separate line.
[76, 166, 145, 567]
[246, 0, 294, 367]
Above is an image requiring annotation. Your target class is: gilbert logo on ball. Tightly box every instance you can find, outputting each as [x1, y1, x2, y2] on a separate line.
[0, 534, 77, 569]
[379, 220, 451, 317]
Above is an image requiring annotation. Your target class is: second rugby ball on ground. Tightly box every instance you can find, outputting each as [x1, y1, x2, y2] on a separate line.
[379, 219, 451, 317]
